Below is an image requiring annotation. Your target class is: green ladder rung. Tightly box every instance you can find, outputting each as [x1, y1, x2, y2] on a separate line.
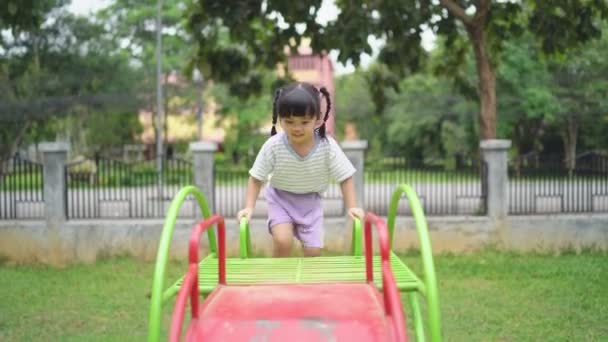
[163, 254, 425, 302]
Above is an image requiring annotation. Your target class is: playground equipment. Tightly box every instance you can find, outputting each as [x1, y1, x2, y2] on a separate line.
[169, 212, 406, 341]
[148, 184, 441, 341]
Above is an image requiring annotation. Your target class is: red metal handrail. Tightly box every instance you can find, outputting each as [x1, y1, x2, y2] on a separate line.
[169, 263, 197, 342]
[364, 212, 408, 341]
[169, 214, 226, 342]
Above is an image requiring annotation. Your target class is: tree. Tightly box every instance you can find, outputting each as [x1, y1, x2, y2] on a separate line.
[384, 74, 476, 163]
[98, 0, 193, 76]
[86, 111, 144, 151]
[333, 1, 608, 139]
[1, 4, 141, 175]
[187, 0, 608, 140]
[496, 35, 557, 159]
[0, 0, 67, 172]
[207, 76, 277, 165]
[334, 71, 375, 138]
[548, 30, 608, 170]
[98, 0, 198, 147]
[186, 1, 324, 90]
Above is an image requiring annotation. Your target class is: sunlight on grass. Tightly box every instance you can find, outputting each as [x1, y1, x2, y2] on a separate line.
[1, 251, 606, 341]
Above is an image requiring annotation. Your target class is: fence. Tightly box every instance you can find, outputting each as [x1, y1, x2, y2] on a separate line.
[214, 168, 250, 218]
[3, 140, 608, 221]
[509, 152, 608, 214]
[65, 155, 195, 219]
[365, 157, 487, 216]
[0, 155, 44, 219]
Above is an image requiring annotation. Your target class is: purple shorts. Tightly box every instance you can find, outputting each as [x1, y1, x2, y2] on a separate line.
[265, 186, 324, 248]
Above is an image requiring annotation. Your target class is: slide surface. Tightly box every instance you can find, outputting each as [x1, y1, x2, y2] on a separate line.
[187, 283, 394, 341]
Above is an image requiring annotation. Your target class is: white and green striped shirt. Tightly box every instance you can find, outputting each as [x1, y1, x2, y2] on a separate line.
[249, 132, 356, 194]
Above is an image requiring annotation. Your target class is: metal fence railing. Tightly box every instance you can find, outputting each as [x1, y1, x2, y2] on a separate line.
[214, 168, 250, 218]
[364, 157, 487, 216]
[0, 155, 44, 219]
[5, 149, 606, 220]
[509, 152, 608, 214]
[65, 155, 194, 219]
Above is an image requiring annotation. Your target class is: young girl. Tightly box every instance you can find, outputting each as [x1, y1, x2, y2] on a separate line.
[237, 82, 364, 257]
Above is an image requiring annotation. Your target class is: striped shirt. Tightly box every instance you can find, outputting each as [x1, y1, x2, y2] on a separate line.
[249, 132, 356, 194]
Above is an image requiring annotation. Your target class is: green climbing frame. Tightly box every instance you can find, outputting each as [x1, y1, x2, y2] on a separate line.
[148, 184, 441, 342]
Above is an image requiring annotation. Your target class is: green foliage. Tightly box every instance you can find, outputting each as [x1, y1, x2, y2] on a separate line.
[208, 82, 271, 165]
[364, 64, 401, 115]
[0, 0, 68, 33]
[528, 1, 608, 54]
[68, 157, 97, 174]
[334, 71, 375, 138]
[337, 14, 608, 162]
[545, 26, 608, 162]
[186, 0, 316, 95]
[98, 0, 192, 75]
[187, 0, 608, 139]
[339, 54, 479, 160]
[87, 112, 144, 150]
[429, 35, 479, 102]
[496, 35, 558, 155]
[384, 74, 477, 162]
[1, 4, 141, 172]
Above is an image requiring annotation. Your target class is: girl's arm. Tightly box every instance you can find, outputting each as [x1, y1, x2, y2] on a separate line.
[340, 177, 365, 219]
[237, 176, 263, 221]
[245, 176, 263, 209]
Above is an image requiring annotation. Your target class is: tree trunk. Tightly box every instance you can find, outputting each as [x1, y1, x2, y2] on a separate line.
[468, 26, 497, 140]
[561, 115, 578, 175]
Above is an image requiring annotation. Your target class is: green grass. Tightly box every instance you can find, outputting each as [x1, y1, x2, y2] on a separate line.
[402, 250, 608, 341]
[1, 251, 606, 341]
[0, 257, 184, 341]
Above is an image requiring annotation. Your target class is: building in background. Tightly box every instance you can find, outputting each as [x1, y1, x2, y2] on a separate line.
[286, 47, 336, 136]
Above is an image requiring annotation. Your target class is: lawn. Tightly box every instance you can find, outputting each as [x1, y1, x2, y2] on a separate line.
[1, 251, 606, 341]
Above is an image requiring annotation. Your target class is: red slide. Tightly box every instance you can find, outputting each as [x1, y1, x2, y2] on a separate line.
[169, 213, 407, 341]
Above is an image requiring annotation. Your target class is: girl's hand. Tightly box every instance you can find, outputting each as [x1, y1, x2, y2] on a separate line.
[347, 207, 365, 220]
[237, 207, 253, 222]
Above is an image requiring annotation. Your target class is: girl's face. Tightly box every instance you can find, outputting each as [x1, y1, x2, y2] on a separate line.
[279, 115, 319, 144]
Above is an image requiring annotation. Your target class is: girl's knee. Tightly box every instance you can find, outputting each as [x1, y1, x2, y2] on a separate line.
[273, 237, 294, 254]
[271, 224, 294, 245]
[273, 235, 293, 249]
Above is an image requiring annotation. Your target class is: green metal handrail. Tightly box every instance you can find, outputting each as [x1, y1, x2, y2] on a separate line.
[239, 218, 252, 258]
[351, 217, 363, 256]
[148, 185, 212, 342]
[387, 184, 442, 342]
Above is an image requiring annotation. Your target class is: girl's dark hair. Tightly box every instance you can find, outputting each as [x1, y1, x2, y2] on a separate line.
[271, 82, 331, 138]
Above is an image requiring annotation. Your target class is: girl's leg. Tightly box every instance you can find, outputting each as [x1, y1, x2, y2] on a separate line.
[271, 223, 295, 257]
[302, 247, 321, 257]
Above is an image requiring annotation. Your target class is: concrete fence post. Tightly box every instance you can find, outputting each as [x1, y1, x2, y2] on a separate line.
[40, 142, 70, 265]
[480, 139, 511, 219]
[341, 140, 368, 209]
[190, 141, 218, 214]
[40, 142, 69, 224]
